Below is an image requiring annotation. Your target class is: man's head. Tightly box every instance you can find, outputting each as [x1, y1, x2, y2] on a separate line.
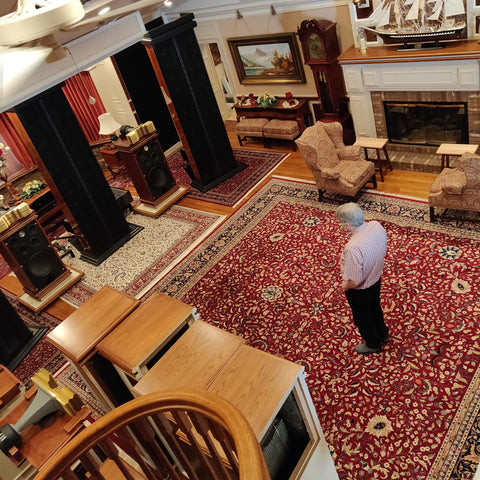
[336, 203, 364, 228]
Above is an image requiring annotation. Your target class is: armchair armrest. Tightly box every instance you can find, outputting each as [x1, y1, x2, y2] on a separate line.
[430, 169, 466, 195]
[338, 145, 361, 161]
[320, 167, 340, 180]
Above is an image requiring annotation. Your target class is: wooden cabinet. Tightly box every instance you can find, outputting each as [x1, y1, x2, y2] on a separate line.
[98, 147, 123, 176]
[133, 325, 338, 480]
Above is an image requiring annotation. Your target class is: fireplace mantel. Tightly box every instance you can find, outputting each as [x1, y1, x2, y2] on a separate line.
[338, 40, 480, 140]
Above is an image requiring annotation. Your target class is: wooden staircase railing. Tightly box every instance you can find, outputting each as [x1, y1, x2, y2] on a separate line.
[34, 389, 270, 480]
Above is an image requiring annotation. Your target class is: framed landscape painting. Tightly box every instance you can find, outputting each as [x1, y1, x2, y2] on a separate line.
[227, 33, 306, 84]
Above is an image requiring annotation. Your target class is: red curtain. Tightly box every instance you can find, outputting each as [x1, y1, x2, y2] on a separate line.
[0, 113, 35, 170]
[62, 71, 107, 143]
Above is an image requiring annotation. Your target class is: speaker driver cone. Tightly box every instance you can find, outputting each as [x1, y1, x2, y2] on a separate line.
[148, 165, 168, 189]
[28, 251, 55, 278]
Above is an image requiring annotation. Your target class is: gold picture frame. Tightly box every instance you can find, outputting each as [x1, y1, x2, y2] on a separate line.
[227, 33, 306, 85]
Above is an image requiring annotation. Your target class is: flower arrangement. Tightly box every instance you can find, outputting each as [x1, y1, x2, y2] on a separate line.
[20, 180, 46, 199]
[257, 92, 279, 108]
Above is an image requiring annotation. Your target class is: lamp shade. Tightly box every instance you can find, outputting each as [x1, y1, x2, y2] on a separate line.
[98, 113, 122, 135]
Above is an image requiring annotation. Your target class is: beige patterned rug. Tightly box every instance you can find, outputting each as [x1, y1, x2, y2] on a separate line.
[60, 205, 223, 305]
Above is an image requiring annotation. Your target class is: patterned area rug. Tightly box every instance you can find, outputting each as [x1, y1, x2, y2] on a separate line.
[111, 148, 289, 207]
[140, 178, 480, 480]
[61, 205, 222, 305]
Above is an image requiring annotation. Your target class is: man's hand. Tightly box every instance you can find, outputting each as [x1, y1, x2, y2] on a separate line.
[342, 279, 357, 291]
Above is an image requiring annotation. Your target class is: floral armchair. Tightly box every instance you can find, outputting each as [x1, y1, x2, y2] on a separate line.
[428, 152, 480, 221]
[295, 121, 376, 200]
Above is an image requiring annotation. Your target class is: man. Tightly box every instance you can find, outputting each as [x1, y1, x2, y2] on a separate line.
[336, 202, 388, 355]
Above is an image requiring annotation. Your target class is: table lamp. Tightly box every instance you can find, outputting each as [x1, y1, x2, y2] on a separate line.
[98, 112, 122, 149]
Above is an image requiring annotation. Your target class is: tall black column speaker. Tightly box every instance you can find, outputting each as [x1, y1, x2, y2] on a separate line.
[15, 84, 131, 259]
[0, 289, 32, 366]
[144, 13, 245, 191]
[113, 42, 179, 152]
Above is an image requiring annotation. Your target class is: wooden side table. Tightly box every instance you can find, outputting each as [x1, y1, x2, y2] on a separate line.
[99, 147, 123, 177]
[46, 286, 140, 411]
[97, 292, 199, 391]
[132, 320, 245, 396]
[436, 143, 478, 169]
[354, 137, 393, 182]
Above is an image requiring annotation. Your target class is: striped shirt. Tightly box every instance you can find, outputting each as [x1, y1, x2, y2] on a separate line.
[339, 220, 387, 289]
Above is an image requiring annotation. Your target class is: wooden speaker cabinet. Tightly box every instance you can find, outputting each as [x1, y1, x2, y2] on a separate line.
[114, 132, 179, 206]
[0, 213, 70, 298]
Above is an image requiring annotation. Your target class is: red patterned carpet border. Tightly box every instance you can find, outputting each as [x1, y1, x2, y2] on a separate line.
[111, 148, 288, 207]
[144, 178, 480, 480]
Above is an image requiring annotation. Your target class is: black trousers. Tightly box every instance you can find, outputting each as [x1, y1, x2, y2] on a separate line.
[345, 279, 388, 349]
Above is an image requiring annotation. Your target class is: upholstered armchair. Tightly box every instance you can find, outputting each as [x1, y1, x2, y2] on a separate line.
[295, 121, 376, 200]
[428, 152, 480, 221]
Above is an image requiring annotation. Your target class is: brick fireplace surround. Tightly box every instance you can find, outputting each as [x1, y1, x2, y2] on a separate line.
[338, 40, 480, 154]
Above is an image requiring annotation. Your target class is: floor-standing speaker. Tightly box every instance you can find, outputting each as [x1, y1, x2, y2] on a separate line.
[0, 289, 48, 371]
[0, 214, 69, 298]
[144, 13, 246, 192]
[15, 84, 139, 265]
[115, 132, 178, 205]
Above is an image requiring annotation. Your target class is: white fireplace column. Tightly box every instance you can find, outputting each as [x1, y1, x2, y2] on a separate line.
[339, 56, 480, 139]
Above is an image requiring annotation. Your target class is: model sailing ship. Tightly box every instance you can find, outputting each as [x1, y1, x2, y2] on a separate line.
[364, 0, 466, 45]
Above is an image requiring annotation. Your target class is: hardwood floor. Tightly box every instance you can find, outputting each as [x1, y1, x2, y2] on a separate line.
[1, 124, 439, 320]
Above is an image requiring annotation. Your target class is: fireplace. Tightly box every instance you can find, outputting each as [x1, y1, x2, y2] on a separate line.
[338, 42, 480, 155]
[370, 90, 480, 154]
[383, 101, 468, 147]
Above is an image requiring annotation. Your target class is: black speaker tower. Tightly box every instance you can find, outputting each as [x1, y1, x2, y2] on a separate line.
[144, 13, 246, 192]
[0, 289, 48, 372]
[15, 84, 142, 265]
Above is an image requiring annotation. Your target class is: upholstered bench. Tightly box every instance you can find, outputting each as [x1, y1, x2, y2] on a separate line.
[263, 119, 300, 151]
[235, 118, 269, 146]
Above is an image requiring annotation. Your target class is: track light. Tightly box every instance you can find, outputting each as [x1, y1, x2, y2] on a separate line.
[164, 0, 172, 6]
[270, 5, 276, 15]
[236, 9, 243, 19]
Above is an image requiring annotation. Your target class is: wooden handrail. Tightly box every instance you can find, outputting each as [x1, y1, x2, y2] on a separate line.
[35, 389, 270, 480]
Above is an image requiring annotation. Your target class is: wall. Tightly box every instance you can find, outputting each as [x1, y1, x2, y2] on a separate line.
[194, 5, 354, 101]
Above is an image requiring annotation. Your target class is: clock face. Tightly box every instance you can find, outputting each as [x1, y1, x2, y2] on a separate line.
[307, 33, 325, 61]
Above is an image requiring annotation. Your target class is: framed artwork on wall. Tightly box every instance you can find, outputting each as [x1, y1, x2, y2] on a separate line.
[227, 33, 306, 84]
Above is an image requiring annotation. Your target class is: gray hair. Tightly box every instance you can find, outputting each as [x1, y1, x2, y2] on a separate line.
[336, 203, 364, 227]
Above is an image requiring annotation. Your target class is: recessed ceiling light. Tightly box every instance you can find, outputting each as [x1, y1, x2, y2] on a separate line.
[164, 0, 172, 6]
[98, 6, 111, 16]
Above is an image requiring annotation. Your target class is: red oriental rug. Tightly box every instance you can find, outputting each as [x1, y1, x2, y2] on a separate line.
[110, 148, 289, 207]
[144, 178, 480, 480]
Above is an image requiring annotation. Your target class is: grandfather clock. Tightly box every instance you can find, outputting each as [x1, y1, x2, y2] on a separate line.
[297, 19, 352, 138]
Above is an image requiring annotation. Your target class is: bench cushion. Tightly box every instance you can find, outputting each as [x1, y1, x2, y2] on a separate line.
[236, 118, 269, 138]
[263, 119, 300, 140]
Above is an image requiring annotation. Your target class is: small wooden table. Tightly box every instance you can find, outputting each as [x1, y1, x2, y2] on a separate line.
[436, 143, 478, 169]
[354, 137, 393, 182]
[46, 286, 140, 410]
[132, 320, 245, 396]
[97, 292, 199, 390]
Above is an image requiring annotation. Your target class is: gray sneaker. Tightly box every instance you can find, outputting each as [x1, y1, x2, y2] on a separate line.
[354, 343, 382, 355]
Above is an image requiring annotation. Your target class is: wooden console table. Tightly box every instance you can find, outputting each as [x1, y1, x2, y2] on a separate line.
[46, 286, 140, 411]
[234, 98, 313, 134]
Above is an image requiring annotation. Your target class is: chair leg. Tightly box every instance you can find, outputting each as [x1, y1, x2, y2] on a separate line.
[237, 135, 244, 146]
[371, 174, 377, 189]
[429, 206, 436, 222]
[318, 189, 325, 201]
